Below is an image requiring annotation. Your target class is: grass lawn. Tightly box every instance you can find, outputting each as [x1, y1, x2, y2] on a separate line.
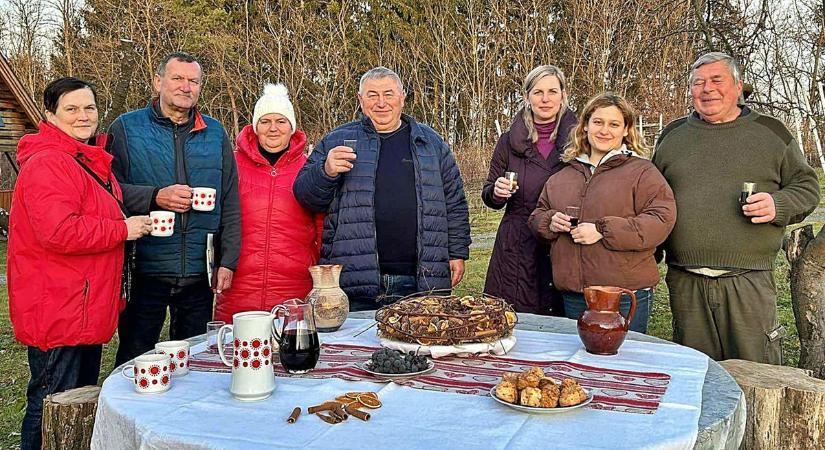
[0, 175, 821, 448]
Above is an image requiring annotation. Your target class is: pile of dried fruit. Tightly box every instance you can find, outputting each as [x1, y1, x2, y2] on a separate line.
[375, 294, 517, 345]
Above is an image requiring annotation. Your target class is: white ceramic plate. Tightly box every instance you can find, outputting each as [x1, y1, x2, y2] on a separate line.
[358, 359, 436, 380]
[489, 386, 593, 414]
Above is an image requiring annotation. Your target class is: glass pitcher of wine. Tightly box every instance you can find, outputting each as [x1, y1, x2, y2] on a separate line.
[271, 299, 321, 374]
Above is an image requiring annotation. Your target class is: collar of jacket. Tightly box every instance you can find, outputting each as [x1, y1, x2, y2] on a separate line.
[358, 113, 429, 145]
[508, 107, 576, 157]
[148, 98, 208, 132]
[18, 121, 113, 180]
[235, 123, 307, 167]
[572, 145, 636, 174]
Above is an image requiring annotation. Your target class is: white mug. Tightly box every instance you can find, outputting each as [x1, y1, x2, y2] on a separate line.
[121, 353, 172, 394]
[150, 211, 175, 237]
[217, 311, 276, 401]
[155, 340, 190, 377]
[192, 187, 217, 212]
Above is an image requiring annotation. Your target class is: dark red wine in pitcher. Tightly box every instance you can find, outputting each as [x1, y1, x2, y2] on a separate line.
[279, 329, 320, 374]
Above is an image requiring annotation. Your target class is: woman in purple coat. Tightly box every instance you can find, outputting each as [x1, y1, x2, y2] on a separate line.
[481, 65, 576, 315]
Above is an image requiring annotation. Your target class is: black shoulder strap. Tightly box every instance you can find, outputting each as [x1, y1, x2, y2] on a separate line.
[74, 157, 128, 217]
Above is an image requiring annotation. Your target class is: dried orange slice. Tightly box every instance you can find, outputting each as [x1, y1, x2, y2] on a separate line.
[346, 391, 378, 399]
[357, 394, 382, 409]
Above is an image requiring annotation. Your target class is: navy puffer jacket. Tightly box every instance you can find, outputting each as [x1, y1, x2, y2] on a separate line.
[293, 114, 470, 301]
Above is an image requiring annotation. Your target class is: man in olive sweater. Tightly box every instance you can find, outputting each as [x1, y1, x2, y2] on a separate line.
[653, 52, 821, 364]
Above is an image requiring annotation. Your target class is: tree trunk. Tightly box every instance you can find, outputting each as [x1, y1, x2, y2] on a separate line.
[719, 359, 825, 449]
[103, 39, 136, 129]
[42, 385, 100, 450]
[783, 225, 825, 378]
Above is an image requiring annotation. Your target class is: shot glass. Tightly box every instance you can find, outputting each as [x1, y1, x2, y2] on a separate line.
[739, 182, 756, 215]
[565, 206, 581, 229]
[504, 171, 518, 193]
[207, 320, 226, 353]
[343, 139, 357, 155]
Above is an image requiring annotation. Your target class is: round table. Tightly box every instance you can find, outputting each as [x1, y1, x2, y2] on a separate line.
[96, 312, 745, 449]
[351, 312, 746, 450]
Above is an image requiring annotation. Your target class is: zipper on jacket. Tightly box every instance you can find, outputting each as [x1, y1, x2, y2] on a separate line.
[173, 123, 188, 277]
[261, 165, 277, 309]
[81, 280, 90, 330]
[370, 136, 382, 292]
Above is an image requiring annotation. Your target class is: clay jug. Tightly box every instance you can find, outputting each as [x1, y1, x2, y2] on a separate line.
[577, 286, 637, 355]
[305, 264, 349, 332]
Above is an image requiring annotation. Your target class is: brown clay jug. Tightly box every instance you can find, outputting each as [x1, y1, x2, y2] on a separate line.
[577, 286, 637, 355]
[305, 264, 349, 332]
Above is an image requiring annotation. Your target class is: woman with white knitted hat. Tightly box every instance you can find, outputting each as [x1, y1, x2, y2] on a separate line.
[214, 84, 323, 323]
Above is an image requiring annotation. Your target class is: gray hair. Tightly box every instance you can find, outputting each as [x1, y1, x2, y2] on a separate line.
[521, 65, 569, 144]
[358, 66, 405, 95]
[156, 51, 201, 77]
[689, 52, 742, 85]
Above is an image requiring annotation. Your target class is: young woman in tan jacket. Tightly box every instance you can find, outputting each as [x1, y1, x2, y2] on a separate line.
[528, 93, 677, 333]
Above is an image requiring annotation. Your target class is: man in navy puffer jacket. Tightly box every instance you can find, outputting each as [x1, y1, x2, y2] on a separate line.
[294, 67, 470, 311]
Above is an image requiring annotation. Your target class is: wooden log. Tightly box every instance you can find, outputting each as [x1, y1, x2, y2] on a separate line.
[42, 385, 101, 450]
[783, 225, 825, 378]
[719, 359, 825, 449]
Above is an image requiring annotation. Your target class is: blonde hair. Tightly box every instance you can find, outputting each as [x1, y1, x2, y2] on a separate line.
[521, 65, 569, 143]
[561, 92, 651, 162]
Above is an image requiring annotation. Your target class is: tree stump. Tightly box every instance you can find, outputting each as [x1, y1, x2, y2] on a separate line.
[42, 385, 101, 450]
[719, 359, 825, 449]
[783, 225, 825, 379]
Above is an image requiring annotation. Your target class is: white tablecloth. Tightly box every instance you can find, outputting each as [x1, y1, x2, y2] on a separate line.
[92, 319, 708, 450]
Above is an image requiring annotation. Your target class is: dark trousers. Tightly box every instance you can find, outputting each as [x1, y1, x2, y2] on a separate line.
[115, 274, 213, 366]
[22, 345, 102, 450]
[350, 274, 418, 312]
[665, 265, 783, 364]
[562, 289, 653, 334]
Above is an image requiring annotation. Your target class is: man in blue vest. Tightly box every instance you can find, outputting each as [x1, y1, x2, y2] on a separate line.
[108, 52, 241, 365]
[293, 67, 471, 311]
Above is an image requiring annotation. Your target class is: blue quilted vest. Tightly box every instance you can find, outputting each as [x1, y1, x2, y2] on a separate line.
[120, 106, 224, 276]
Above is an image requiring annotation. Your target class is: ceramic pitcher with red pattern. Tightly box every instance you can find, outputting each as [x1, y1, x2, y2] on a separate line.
[217, 311, 277, 401]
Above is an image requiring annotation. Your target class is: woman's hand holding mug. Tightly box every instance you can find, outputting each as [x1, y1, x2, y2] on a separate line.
[125, 215, 152, 240]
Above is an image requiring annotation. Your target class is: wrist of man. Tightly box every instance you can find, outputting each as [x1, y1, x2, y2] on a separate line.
[150, 187, 161, 210]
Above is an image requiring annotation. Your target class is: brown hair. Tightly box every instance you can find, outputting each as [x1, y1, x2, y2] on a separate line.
[561, 92, 650, 162]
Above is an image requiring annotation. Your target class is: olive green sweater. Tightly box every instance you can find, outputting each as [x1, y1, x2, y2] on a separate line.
[653, 110, 821, 270]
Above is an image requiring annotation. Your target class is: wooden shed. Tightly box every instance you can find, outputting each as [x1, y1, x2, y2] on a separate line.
[0, 52, 42, 211]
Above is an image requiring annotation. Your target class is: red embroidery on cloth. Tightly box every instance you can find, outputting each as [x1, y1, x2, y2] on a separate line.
[190, 343, 671, 414]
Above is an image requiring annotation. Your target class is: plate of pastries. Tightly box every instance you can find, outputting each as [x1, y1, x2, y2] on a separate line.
[491, 367, 592, 414]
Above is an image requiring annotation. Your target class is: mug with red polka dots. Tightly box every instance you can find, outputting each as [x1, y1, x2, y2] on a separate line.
[121, 353, 173, 394]
[155, 340, 190, 377]
[192, 187, 217, 212]
[149, 211, 175, 237]
[217, 311, 276, 401]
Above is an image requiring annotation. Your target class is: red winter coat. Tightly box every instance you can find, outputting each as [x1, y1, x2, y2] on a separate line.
[8, 121, 128, 351]
[214, 125, 323, 323]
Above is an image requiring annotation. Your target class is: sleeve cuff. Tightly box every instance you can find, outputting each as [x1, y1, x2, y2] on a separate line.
[770, 193, 788, 226]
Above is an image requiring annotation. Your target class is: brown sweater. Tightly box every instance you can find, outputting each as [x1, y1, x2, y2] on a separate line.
[528, 154, 677, 292]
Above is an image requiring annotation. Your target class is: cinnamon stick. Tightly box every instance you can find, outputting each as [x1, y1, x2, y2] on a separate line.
[345, 405, 371, 421]
[308, 402, 337, 414]
[286, 407, 301, 424]
[316, 412, 340, 424]
[330, 405, 348, 421]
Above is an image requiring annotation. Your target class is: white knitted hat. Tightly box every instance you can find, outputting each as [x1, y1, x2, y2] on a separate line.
[252, 83, 296, 131]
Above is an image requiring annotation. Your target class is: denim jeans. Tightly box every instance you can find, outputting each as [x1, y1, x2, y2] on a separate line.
[115, 274, 213, 366]
[350, 274, 418, 312]
[22, 345, 102, 450]
[562, 288, 653, 334]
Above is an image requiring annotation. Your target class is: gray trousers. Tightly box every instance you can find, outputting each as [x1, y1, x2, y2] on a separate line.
[665, 265, 784, 364]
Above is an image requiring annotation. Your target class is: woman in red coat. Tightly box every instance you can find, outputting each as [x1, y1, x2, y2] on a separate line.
[8, 77, 152, 450]
[215, 84, 323, 323]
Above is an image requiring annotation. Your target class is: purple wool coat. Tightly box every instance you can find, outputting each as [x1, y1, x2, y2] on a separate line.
[481, 108, 577, 315]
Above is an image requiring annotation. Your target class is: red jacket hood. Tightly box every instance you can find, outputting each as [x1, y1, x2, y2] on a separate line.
[235, 124, 307, 166]
[18, 121, 113, 181]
